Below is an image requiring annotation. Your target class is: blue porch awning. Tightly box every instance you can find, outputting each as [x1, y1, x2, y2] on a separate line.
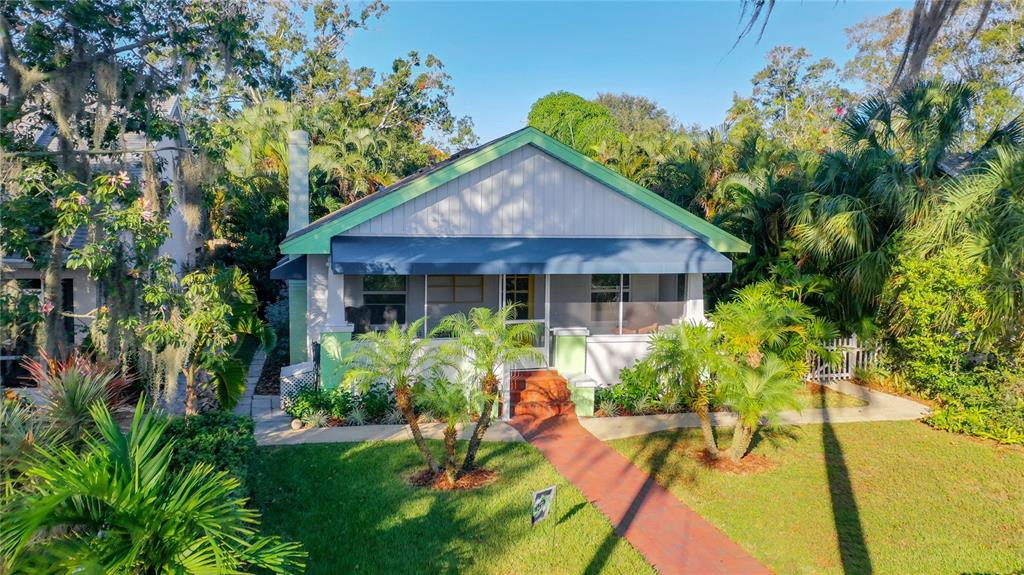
[330, 236, 732, 275]
[270, 255, 307, 280]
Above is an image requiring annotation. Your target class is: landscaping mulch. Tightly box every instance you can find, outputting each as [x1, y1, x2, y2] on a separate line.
[254, 346, 285, 395]
[692, 449, 776, 474]
[408, 468, 499, 491]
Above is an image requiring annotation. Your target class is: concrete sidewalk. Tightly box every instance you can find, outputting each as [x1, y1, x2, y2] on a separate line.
[249, 378, 930, 446]
[579, 379, 931, 441]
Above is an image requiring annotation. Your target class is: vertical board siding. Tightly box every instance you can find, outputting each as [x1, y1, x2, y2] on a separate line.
[346, 145, 696, 238]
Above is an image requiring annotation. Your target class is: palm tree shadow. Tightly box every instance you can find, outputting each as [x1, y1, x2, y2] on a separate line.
[820, 392, 873, 574]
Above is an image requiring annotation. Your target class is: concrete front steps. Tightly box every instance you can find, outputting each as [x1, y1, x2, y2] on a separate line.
[510, 369, 575, 418]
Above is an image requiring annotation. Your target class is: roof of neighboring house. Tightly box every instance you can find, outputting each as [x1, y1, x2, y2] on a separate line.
[281, 127, 750, 255]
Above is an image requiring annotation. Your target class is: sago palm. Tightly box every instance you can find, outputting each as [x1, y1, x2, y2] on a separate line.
[436, 305, 543, 474]
[0, 399, 305, 573]
[647, 322, 725, 458]
[346, 317, 442, 474]
[720, 354, 803, 462]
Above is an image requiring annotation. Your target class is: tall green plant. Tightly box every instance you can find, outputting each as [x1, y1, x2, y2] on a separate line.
[720, 354, 803, 462]
[0, 398, 305, 573]
[345, 318, 442, 474]
[647, 322, 725, 458]
[437, 305, 543, 475]
[417, 373, 481, 484]
[144, 267, 273, 414]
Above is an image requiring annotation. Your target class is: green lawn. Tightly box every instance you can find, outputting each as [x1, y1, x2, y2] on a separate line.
[252, 441, 654, 574]
[609, 421, 1024, 575]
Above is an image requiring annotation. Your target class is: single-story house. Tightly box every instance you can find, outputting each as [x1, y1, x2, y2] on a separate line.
[273, 127, 749, 418]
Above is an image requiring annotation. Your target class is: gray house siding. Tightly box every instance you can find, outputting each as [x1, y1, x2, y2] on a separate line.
[345, 145, 696, 239]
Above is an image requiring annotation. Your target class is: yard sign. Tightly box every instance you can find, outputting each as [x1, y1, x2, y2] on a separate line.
[531, 486, 556, 526]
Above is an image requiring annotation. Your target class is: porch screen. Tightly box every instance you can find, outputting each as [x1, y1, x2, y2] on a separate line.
[363, 275, 406, 326]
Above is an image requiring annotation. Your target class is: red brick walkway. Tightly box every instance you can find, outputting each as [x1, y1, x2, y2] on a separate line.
[510, 413, 770, 575]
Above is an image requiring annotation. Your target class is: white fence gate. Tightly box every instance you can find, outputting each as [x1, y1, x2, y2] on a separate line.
[807, 334, 879, 381]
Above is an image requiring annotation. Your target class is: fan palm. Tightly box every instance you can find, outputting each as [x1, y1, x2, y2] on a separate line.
[913, 144, 1024, 352]
[720, 354, 803, 462]
[0, 399, 305, 573]
[345, 317, 442, 474]
[417, 373, 481, 484]
[436, 305, 543, 475]
[647, 322, 726, 458]
[792, 81, 976, 318]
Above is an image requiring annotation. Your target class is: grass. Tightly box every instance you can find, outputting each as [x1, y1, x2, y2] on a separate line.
[792, 383, 868, 409]
[252, 441, 654, 574]
[608, 420, 1024, 575]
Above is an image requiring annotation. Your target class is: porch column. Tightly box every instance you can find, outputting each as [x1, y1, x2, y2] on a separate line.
[319, 269, 354, 390]
[544, 274, 551, 361]
[288, 279, 307, 364]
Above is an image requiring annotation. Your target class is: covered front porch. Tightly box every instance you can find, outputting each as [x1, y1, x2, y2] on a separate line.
[275, 235, 732, 418]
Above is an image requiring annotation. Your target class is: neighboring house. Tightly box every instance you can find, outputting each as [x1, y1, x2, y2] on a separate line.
[1, 97, 203, 353]
[273, 127, 749, 418]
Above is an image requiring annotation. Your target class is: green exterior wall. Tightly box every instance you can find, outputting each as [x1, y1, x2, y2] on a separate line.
[553, 334, 587, 375]
[288, 280, 307, 364]
[319, 330, 353, 390]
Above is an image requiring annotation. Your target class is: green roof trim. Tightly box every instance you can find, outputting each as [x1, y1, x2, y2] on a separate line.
[280, 127, 750, 255]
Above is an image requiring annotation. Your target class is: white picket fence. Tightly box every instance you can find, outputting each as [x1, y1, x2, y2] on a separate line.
[807, 334, 880, 381]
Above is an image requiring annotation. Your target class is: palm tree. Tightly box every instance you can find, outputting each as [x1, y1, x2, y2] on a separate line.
[417, 373, 481, 484]
[647, 322, 726, 458]
[345, 317, 441, 474]
[720, 354, 803, 462]
[437, 305, 543, 475]
[792, 81, 976, 318]
[913, 144, 1024, 351]
[0, 399, 305, 573]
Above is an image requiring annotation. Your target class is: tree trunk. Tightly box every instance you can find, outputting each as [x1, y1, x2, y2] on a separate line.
[184, 367, 198, 416]
[42, 235, 65, 358]
[695, 402, 719, 459]
[460, 371, 499, 476]
[729, 423, 754, 463]
[442, 425, 458, 484]
[396, 387, 439, 474]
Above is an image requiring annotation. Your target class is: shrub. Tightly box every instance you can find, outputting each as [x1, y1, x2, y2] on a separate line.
[328, 386, 356, 419]
[302, 410, 329, 429]
[881, 249, 1023, 443]
[286, 388, 331, 420]
[599, 359, 662, 414]
[358, 383, 394, 421]
[927, 368, 1024, 445]
[164, 410, 256, 496]
[22, 352, 130, 446]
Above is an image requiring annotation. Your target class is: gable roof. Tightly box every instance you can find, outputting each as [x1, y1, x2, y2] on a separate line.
[280, 127, 750, 255]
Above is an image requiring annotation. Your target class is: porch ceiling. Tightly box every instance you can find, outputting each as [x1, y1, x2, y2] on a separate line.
[329, 236, 732, 275]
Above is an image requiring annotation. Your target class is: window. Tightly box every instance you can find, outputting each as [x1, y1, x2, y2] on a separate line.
[505, 275, 532, 320]
[590, 274, 630, 303]
[363, 275, 406, 326]
[427, 275, 483, 304]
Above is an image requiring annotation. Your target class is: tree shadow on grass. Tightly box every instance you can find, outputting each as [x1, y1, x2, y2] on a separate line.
[819, 393, 873, 574]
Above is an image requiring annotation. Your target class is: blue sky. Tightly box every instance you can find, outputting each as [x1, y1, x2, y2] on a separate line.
[345, 1, 907, 141]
